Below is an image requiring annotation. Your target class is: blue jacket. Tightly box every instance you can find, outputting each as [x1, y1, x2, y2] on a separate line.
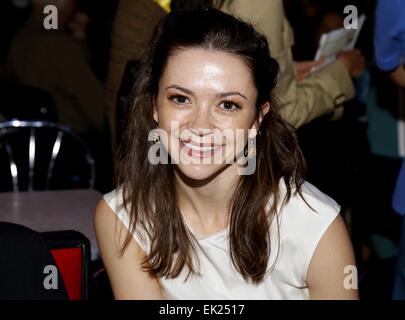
[393, 159, 405, 216]
[375, 0, 405, 71]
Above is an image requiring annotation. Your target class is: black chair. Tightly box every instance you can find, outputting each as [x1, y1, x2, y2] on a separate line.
[0, 222, 68, 300]
[0, 223, 90, 300]
[41, 230, 91, 300]
[0, 120, 95, 191]
[0, 81, 57, 121]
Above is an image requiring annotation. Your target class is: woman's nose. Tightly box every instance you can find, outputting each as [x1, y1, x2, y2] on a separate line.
[187, 105, 214, 134]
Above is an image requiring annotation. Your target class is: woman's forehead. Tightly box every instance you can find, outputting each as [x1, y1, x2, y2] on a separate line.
[160, 47, 256, 95]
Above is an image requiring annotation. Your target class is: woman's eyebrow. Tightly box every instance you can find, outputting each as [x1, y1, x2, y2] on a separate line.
[165, 85, 193, 95]
[216, 91, 247, 100]
[166, 85, 247, 100]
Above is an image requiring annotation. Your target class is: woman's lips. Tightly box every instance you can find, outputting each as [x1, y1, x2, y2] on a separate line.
[179, 140, 223, 159]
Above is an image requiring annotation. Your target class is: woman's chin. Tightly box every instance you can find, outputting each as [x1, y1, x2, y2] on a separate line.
[175, 163, 227, 183]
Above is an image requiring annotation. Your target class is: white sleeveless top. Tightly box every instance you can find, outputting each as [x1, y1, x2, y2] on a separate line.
[103, 180, 340, 300]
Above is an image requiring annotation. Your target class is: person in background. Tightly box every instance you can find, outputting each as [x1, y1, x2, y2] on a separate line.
[5, 0, 105, 136]
[216, 0, 364, 127]
[374, 0, 405, 300]
[392, 162, 405, 299]
[5, 0, 114, 192]
[105, 0, 166, 149]
[393, 164, 405, 217]
[392, 139, 405, 300]
[375, 0, 405, 87]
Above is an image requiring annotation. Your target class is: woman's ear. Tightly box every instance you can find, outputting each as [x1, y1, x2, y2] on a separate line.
[153, 101, 159, 123]
[259, 102, 270, 124]
[250, 102, 270, 134]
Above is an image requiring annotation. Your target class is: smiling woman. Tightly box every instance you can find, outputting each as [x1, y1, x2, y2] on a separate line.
[94, 8, 358, 300]
[155, 48, 260, 174]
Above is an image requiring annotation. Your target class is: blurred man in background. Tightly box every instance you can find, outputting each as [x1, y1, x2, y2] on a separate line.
[5, 0, 105, 135]
[375, 0, 405, 300]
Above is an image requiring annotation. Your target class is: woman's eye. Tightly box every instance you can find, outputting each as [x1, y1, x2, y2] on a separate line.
[219, 101, 241, 112]
[170, 95, 189, 105]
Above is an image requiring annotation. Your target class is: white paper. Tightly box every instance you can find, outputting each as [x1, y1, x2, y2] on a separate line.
[312, 14, 366, 73]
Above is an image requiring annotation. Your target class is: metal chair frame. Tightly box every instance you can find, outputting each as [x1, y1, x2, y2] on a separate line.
[0, 120, 95, 191]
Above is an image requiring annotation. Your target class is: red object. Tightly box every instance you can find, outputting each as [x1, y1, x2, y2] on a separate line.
[42, 230, 90, 300]
[51, 248, 83, 300]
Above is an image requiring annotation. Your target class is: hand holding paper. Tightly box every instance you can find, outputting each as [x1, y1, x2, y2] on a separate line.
[312, 14, 366, 74]
[337, 49, 365, 78]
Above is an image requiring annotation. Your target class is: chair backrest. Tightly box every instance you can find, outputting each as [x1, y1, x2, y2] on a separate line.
[0, 120, 95, 191]
[0, 222, 68, 300]
[0, 81, 57, 121]
[41, 230, 90, 300]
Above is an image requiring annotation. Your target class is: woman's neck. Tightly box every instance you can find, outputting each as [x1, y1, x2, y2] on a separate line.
[174, 164, 240, 235]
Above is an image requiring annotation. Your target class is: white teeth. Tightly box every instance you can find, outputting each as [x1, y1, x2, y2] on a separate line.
[183, 142, 217, 152]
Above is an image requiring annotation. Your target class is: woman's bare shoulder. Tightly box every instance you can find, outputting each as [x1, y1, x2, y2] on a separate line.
[306, 214, 358, 299]
[94, 199, 163, 300]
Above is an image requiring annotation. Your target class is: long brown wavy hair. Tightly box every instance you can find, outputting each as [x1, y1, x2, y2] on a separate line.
[115, 8, 306, 283]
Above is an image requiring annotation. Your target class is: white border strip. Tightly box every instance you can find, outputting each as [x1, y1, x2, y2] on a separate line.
[399, 120, 405, 157]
